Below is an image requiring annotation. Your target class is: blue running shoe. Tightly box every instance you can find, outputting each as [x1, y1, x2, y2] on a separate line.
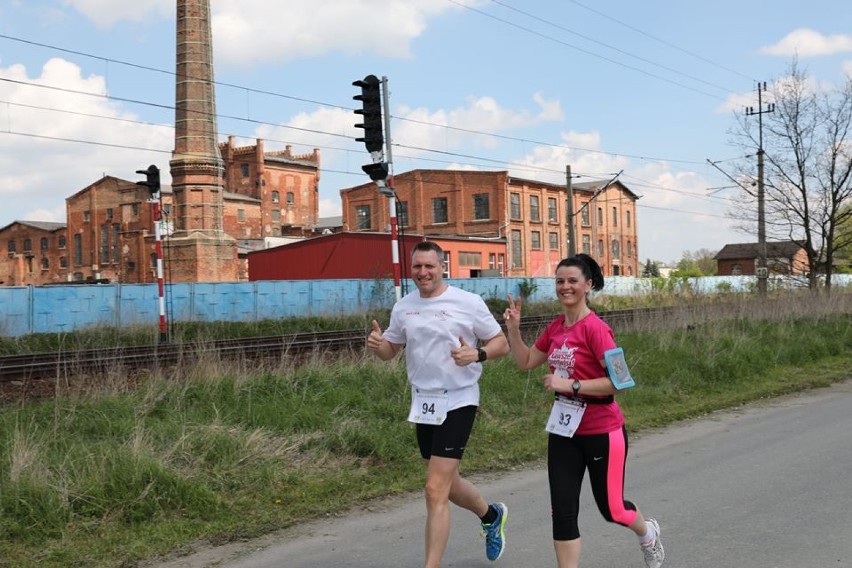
[480, 502, 508, 561]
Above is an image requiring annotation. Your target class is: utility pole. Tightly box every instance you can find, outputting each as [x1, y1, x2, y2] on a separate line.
[566, 165, 576, 257]
[745, 81, 775, 298]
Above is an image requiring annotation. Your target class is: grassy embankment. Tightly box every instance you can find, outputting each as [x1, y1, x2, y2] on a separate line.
[0, 291, 850, 567]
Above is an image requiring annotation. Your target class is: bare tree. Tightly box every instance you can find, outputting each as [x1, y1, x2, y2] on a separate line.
[729, 60, 852, 290]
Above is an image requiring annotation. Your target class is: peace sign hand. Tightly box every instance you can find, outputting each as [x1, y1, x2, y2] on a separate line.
[503, 293, 523, 331]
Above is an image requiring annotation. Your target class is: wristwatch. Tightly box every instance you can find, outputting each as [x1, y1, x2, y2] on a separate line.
[572, 379, 581, 395]
[477, 348, 488, 362]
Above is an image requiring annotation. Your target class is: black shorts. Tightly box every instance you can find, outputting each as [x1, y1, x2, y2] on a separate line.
[416, 405, 478, 460]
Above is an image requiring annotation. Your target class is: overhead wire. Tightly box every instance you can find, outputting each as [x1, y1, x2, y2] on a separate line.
[0, 32, 740, 218]
[446, 0, 729, 102]
[566, 0, 755, 82]
[0, 31, 714, 167]
[487, 0, 735, 96]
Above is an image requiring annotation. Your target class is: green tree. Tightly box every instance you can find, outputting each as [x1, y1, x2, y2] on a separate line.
[672, 249, 718, 277]
[642, 258, 660, 277]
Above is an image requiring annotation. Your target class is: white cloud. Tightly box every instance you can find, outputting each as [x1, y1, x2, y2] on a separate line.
[211, 0, 479, 66]
[760, 28, 852, 58]
[62, 0, 488, 65]
[393, 92, 563, 156]
[0, 58, 172, 222]
[506, 130, 629, 185]
[319, 198, 341, 217]
[843, 60, 852, 78]
[62, 0, 171, 28]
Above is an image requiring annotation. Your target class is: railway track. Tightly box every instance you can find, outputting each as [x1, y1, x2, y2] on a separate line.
[0, 307, 673, 383]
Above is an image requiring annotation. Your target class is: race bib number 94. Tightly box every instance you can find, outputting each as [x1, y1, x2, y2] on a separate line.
[545, 396, 586, 437]
[408, 388, 449, 425]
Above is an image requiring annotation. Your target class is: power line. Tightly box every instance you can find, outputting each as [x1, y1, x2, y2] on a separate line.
[488, 0, 735, 96]
[0, 128, 729, 221]
[0, 102, 735, 220]
[447, 0, 729, 102]
[395, 115, 707, 165]
[1, 32, 711, 167]
[0, 33, 341, 111]
[566, 0, 754, 82]
[620, 173, 740, 205]
[636, 202, 730, 220]
[0, 76, 352, 142]
[1, 73, 708, 179]
[0, 35, 742, 220]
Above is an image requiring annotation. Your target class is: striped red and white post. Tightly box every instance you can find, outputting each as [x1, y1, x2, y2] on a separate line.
[151, 199, 168, 343]
[387, 180, 401, 302]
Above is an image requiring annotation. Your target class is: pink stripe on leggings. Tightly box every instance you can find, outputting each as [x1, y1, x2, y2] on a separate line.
[606, 428, 638, 526]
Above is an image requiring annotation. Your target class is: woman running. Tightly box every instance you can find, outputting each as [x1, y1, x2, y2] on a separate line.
[503, 253, 664, 568]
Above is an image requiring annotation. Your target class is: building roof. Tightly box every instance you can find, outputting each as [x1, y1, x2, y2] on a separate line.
[0, 220, 67, 233]
[65, 175, 139, 202]
[224, 191, 261, 203]
[265, 154, 319, 169]
[315, 215, 343, 230]
[236, 239, 265, 255]
[571, 179, 641, 200]
[714, 241, 805, 260]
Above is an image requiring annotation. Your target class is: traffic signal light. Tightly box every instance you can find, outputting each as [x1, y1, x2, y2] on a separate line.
[136, 164, 161, 196]
[353, 75, 384, 153]
[361, 161, 389, 182]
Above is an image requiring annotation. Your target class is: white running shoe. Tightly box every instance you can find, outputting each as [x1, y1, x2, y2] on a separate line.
[641, 518, 665, 568]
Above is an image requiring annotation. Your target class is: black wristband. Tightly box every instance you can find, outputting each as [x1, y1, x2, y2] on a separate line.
[477, 347, 488, 362]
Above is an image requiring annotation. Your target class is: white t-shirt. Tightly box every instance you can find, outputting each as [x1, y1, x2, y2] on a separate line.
[383, 285, 503, 410]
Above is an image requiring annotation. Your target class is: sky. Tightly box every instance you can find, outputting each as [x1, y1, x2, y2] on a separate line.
[0, 0, 851, 265]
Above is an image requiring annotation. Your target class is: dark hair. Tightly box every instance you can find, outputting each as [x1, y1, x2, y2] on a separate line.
[411, 241, 444, 259]
[556, 253, 604, 291]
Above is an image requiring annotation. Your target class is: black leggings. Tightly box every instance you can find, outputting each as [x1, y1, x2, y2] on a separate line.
[548, 426, 639, 540]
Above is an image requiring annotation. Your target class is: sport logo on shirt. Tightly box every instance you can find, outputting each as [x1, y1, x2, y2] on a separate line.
[548, 343, 577, 379]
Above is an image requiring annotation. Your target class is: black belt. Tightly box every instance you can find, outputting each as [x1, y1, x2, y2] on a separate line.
[558, 394, 614, 405]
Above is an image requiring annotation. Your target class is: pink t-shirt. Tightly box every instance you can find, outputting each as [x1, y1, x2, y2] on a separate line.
[533, 312, 625, 435]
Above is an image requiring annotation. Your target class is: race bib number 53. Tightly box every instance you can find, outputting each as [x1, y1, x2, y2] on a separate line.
[545, 396, 586, 437]
[408, 388, 449, 425]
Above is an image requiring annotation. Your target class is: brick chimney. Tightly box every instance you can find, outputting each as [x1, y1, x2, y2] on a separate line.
[167, 0, 237, 282]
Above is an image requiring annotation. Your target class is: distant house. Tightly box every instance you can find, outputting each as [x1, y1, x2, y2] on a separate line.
[657, 264, 676, 278]
[714, 241, 809, 276]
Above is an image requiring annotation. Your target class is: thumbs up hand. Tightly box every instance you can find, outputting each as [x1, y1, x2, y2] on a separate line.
[451, 335, 477, 366]
[366, 319, 384, 352]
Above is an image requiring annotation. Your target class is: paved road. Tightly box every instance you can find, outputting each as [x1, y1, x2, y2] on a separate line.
[154, 379, 852, 568]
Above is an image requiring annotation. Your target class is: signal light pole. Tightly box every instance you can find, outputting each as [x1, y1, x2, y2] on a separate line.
[136, 165, 169, 343]
[353, 75, 401, 302]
